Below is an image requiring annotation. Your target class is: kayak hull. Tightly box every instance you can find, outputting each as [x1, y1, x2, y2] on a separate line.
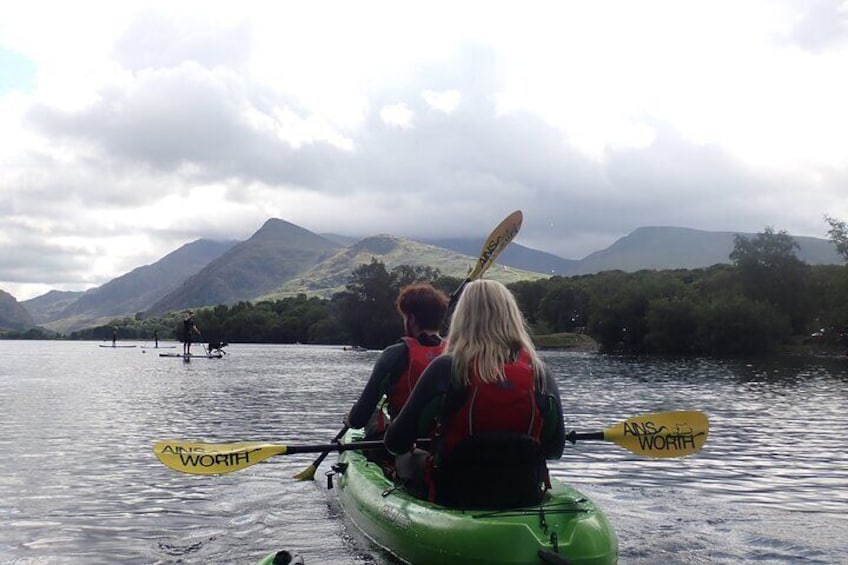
[257, 550, 304, 564]
[334, 431, 618, 565]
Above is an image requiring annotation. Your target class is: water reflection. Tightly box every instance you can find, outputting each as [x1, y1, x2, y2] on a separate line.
[1, 342, 846, 564]
[546, 351, 848, 519]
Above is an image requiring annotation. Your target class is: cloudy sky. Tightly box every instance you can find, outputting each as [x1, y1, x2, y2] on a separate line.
[2, 1, 847, 301]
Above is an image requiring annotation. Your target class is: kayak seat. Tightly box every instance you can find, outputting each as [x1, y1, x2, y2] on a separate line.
[434, 433, 545, 509]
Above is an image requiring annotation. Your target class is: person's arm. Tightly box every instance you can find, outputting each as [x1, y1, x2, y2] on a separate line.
[385, 355, 453, 455]
[345, 343, 407, 429]
[540, 365, 566, 460]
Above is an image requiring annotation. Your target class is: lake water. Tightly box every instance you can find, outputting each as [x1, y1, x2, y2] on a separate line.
[1, 341, 846, 564]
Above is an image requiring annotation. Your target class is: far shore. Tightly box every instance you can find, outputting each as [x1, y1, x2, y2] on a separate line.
[533, 332, 848, 358]
[533, 332, 599, 351]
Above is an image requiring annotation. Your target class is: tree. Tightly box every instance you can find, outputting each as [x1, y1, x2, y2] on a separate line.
[432, 275, 463, 299]
[392, 265, 442, 287]
[695, 296, 790, 355]
[645, 297, 698, 354]
[730, 227, 808, 333]
[824, 215, 848, 262]
[805, 265, 848, 338]
[536, 280, 589, 332]
[587, 285, 649, 353]
[335, 260, 403, 349]
[730, 227, 800, 270]
[510, 279, 553, 326]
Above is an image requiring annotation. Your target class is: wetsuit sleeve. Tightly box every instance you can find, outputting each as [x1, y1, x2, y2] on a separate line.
[345, 343, 407, 429]
[540, 365, 566, 460]
[384, 355, 453, 455]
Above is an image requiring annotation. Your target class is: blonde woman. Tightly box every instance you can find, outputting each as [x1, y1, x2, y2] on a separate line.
[385, 279, 565, 506]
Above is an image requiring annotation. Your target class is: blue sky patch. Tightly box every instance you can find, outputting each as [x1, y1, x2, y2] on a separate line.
[0, 46, 36, 95]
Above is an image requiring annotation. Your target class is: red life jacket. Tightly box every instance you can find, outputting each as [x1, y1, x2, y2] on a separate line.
[435, 349, 543, 456]
[386, 336, 446, 419]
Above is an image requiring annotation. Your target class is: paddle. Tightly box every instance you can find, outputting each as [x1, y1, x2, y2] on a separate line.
[442, 209, 523, 331]
[566, 410, 709, 458]
[154, 410, 709, 475]
[153, 437, 428, 475]
[292, 210, 524, 481]
[291, 425, 348, 480]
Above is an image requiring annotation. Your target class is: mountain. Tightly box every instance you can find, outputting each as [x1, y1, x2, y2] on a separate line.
[0, 290, 35, 332]
[262, 234, 549, 299]
[23, 290, 84, 325]
[324, 233, 576, 275]
[145, 218, 342, 315]
[418, 237, 577, 275]
[24, 239, 237, 332]
[571, 226, 843, 275]
[320, 233, 360, 247]
[16, 220, 845, 334]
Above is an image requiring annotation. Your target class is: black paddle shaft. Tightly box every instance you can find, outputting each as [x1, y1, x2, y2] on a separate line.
[285, 438, 432, 455]
[565, 431, 604, 444]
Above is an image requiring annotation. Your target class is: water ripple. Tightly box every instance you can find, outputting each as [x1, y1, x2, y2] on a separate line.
[1, 342, 846, 564]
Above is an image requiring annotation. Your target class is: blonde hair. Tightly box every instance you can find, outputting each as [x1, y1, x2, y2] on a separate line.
[446, 279, 543, 388]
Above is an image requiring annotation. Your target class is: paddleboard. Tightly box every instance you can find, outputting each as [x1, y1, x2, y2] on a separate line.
[159, 352, 224, 359]
[99, 344, 137, 348]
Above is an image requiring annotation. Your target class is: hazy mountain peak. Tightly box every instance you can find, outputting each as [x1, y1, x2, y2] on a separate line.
[145, 219, 341, 315]
[250, 218, 327, 246]
[350, 234, 401, 255]
[0, 289, 35, 332]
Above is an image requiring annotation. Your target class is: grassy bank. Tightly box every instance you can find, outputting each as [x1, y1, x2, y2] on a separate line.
[533, 332, 598, 351]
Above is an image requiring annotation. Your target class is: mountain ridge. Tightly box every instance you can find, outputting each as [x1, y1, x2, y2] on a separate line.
[262, 234, 547, 300]
[25, 238, 237, 333]
[571, 226, 842, 274]
[0, 289, 34, 332]
[3, 221, 844, 334]
[144, 218, 342, 316]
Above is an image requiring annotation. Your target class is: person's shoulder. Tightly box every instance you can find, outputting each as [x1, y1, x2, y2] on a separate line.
[430, 352, 452, 364]
[381, 340, 409, 355]
[376, 340, 408, 363]
[422, 353, 453, 376]
[420, 354, 455, 394]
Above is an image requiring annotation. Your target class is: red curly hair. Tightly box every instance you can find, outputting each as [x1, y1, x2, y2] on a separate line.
[395, 283, 449, 331]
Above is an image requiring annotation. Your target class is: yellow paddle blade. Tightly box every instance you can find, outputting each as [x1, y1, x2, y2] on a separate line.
[292, 464, 318, 481]
[604, 410, 709, 458]
[153, 441, 288, 475]
[467, 210, 523, 280]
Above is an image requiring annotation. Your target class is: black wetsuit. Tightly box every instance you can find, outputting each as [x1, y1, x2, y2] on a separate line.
[183, 318, 194, 344]
[347, 334, 443, 429]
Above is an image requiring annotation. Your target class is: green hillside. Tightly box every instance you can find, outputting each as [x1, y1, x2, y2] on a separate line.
[261, 234, 547, 300]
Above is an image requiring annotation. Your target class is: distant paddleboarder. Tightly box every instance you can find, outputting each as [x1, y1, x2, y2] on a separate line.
[182, 311, 201, 355]
[154, 329, 159, 348]
[112, 328, 118, 347]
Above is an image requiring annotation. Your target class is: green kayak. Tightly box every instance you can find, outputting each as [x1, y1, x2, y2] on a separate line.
[257, 550, 303, 565]
[328, 431, 618, 565]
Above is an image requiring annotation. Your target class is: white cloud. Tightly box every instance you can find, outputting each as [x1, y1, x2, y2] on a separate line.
[380, 103, 414, 128]
[423, 90, 461, 113]
[2, 0, 848, 301]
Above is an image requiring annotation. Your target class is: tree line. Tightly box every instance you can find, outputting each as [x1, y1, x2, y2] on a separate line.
[63, 263, 457, 350]
[13, 221, 848, 357]
[508, 225, 848, 355]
